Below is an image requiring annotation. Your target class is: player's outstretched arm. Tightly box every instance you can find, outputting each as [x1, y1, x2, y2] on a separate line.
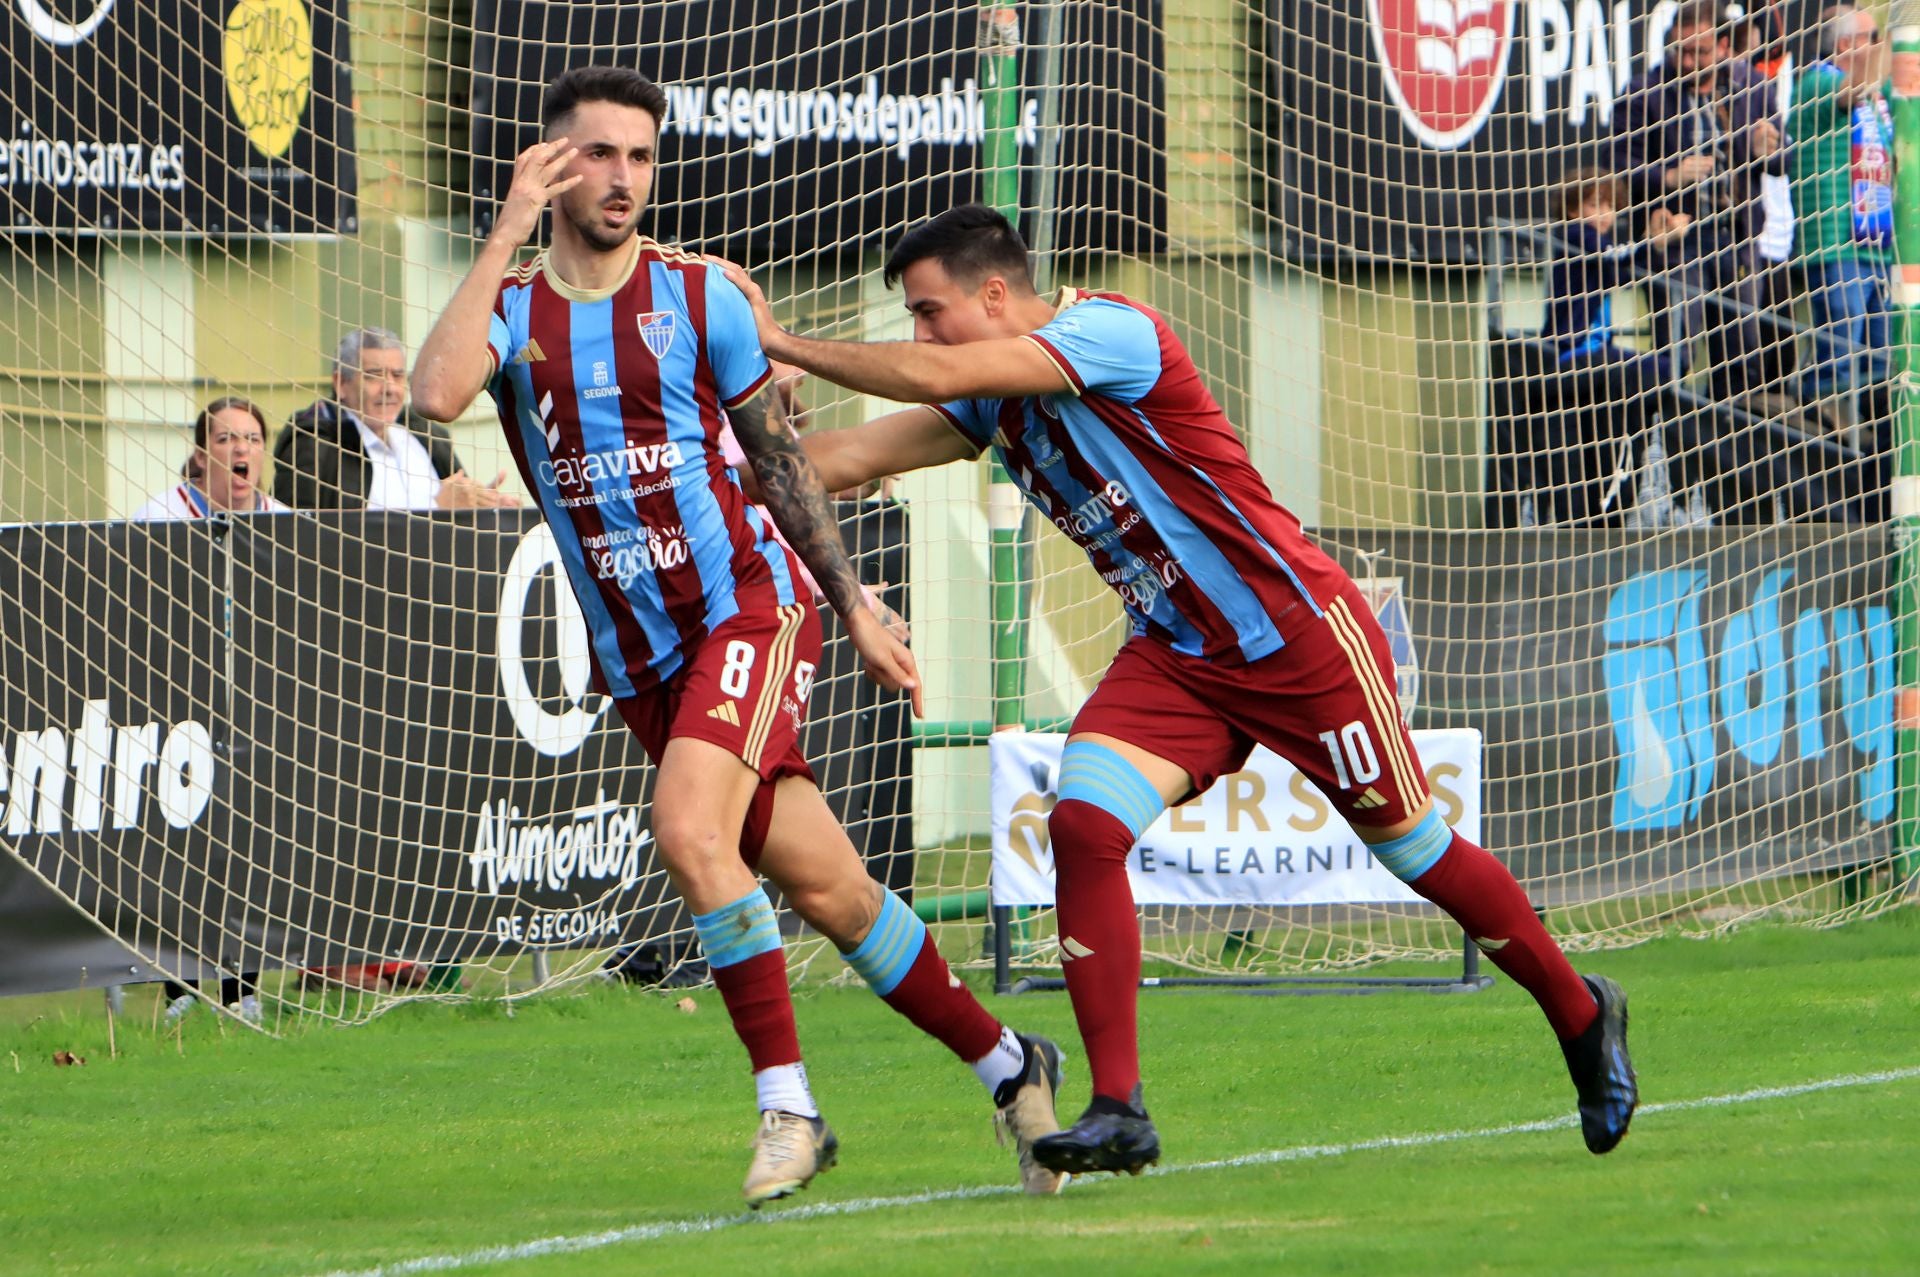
[413, 139, 581, 421]
[731, 384, 923, 714]
[710, 258, 1068, 403]
[802, 407, 979, 494]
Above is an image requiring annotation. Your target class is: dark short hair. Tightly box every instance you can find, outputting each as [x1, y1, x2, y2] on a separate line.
[1557, 166, 1623, 221]
[1671, 0, 1723, 39]
[542, 66, 668, 135]
[194, 395, 269, 451]
[882, 204, 1034, 291]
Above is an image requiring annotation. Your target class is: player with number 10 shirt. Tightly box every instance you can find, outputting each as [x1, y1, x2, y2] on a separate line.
[720, 203, 1640, 1177]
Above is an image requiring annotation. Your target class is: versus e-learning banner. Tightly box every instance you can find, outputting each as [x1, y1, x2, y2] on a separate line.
[990, 729, 1482, 907]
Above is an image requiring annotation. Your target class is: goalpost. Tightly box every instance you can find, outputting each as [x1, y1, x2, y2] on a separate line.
[0, 0, 1914, 1030]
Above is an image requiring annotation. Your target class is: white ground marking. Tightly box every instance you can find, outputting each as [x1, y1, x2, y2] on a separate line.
[315, 1065, 1920, 1277]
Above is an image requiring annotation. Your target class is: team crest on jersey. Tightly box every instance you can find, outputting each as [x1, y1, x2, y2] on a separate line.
[636, 311, 676, 359]
[1366, 0, 1513, 150]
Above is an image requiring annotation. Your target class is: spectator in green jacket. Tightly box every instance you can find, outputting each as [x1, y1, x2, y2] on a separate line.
[1792, 4, 1892, 437]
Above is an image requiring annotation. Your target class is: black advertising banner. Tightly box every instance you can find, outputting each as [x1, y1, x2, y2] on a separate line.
[3, 519, 1888, 991]
[1317, 528, 1893, 901]
[0, 505, 910, 996]
[1272, 0, 1687, 262]
[0, 520, 223, 991]
[0, 0, 357, 234]
[468, 0, 1165, 261]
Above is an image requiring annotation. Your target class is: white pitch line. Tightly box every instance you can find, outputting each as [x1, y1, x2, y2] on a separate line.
[315, 1064, 1920, 1277]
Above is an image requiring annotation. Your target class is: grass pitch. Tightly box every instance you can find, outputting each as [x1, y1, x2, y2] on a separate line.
[2, 910, 1916, 1276]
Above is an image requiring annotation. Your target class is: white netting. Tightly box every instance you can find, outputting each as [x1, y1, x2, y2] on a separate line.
[0, 0, 1910, 1029]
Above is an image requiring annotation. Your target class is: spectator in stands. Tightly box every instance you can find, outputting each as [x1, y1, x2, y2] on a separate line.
[1792, 3, 1891, 445]
[1736, 8, 1803, 395]
[272, 328, 519, 511]
[1614, 0, 1788, 403]
[1538, 168, 1693, 525]
[133, 396, 286, 1020]
[132, 396, 289, 521]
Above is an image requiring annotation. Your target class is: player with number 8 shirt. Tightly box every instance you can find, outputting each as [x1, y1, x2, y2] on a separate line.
[412, 67, 1068, 1208]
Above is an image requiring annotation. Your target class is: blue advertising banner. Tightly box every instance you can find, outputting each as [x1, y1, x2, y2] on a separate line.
[1314, 527, 1891, 901]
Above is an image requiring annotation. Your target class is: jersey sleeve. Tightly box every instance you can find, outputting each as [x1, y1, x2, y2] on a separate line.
[486, 309, 516, 380]
[930, 399, 995, 455]
[486, 281, 528, 388]
[1022, 299, 1162, 403]
[703, 265, 774, 408]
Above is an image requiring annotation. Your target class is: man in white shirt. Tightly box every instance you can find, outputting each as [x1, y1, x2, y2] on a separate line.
[134, 395, 291, 520]
[271, 328, 520, 511]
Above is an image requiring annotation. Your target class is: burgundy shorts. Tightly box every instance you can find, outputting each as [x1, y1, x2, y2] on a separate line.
[1070, 583, 1431, 830]
[615, 601, 821, 861]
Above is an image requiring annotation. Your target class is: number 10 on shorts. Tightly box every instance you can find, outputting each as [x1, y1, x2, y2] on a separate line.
[1319, 721, 1381, 789]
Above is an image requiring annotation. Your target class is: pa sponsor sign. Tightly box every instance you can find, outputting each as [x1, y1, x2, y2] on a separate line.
[1365, 0, 1515, 150]
[989, 729, 1481, 907]
[1273, 0, 1688, 262]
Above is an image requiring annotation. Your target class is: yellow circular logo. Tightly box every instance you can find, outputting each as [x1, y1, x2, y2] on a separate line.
[222, 0, 313, 160]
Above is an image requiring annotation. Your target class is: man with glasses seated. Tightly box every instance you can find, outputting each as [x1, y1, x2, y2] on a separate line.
[271, 327, 520, 512]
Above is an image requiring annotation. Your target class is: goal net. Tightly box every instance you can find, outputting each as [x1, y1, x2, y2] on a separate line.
[0, 0, 1911, 1027]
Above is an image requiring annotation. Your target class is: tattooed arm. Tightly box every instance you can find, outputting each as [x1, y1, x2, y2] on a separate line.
[730, 384, 866, 619]
[731, 383, 922, 711]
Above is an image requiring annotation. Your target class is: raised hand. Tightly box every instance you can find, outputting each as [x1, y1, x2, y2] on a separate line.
[493, 138, 582, 249]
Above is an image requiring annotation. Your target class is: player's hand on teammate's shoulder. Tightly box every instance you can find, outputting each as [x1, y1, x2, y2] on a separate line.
[436, 469, 521, 510]
[845, 604, 922, 718]
[707, 255, 788, 355]
[493, 138, 581, 249]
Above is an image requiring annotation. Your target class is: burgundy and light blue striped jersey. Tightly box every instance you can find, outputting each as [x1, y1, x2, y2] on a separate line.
[934, 290, 1350, 667]
[485, 239, 801, 698]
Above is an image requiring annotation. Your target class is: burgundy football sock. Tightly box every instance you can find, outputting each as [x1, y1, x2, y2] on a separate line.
[709, 948, 803, 1071]
[1048, 797, 1145, 1102]
[880, 933, 1004, 1062]
[1411, 832, 1599, 1039]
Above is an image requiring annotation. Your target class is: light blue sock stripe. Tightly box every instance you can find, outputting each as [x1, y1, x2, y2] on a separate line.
[1058, 741, 1165, 840]
[1370, 807, 1453, 881]
[853, 891, 917, 979]
[1065, 773, 1160, 839]
[1058, 751, 1162, 835]
[691, 888, 783, 970]
[843, 890, 925, 997]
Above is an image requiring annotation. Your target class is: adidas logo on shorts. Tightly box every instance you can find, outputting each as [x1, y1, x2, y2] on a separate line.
[1353, 787, 1388, 810]
[706, 702, 740, 726]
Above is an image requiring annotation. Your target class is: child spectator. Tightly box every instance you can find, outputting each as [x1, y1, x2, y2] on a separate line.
[1536, 168, 1692, 525]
